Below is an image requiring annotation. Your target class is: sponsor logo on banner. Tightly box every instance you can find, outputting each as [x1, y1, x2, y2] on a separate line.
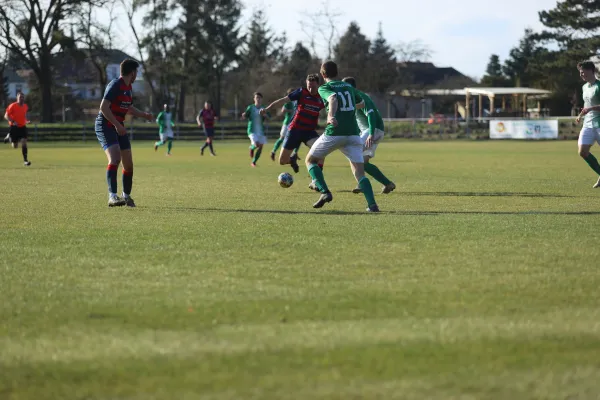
[490, 120, 558, 139]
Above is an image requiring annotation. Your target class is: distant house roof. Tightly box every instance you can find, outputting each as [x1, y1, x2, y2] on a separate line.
[397, 61, 475, 88]
[52, 49, 138, 84]
[3, 68, 34, 84]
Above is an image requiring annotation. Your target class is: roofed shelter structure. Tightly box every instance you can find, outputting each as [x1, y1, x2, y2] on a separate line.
[426, 87, 552, 119]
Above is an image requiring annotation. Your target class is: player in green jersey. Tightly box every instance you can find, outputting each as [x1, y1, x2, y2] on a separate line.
[241, 92, 270, 167]
[342, 77, 396, 194]
[154, 104, 175, 156]
[576, 61, 600, 188]
[305, 61, 379, 212]
[270, 88, 297, 161]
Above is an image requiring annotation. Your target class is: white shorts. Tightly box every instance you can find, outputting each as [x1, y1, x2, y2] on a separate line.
[308, 134, 364, 163]
[160, 130, 174, 141]
[280, 124, 289, 138]
[578, 127, 600, 146]
[249, 133, 267, 146]
[360, 128, 385, 158]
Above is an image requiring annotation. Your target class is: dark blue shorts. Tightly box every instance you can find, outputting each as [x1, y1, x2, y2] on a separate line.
[95, 119, 131, 151]
[283, 129, 319, 151]
[205, 127, 215, 137]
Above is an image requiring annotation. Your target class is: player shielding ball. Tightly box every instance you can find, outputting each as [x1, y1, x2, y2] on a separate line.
[95, 59, 153, 207]
[342, 77, 396, 194]
[575, 61, 600, 188]
[242, 92, 270, 167]
[306, 61, 379, 212]
[3, 92, 32, 166]
[154, 103, 175, 156]
[262, 74, 325, 173]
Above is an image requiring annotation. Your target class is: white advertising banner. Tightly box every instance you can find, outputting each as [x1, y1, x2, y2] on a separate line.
[489, 120, 558, 139]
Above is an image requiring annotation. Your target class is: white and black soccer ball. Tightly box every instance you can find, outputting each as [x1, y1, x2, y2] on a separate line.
[278, 172, 294, 188]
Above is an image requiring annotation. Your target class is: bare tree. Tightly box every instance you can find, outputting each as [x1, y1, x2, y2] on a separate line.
[395, 39, 432, 63]
[76, 0, 121, 90]
[0, 0, 96, 122]
[121, 0, 158, 107]
[301, 0, 342, 60]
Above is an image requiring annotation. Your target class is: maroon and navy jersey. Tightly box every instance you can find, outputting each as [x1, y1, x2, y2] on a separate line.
[97, 78, 133, 127]
[199, 109, 216, 128]
[287, 88, 325, 131]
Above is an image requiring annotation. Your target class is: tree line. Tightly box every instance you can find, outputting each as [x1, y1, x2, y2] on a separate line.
[480, 0, 600, 115]
[0, 0, 595, 121]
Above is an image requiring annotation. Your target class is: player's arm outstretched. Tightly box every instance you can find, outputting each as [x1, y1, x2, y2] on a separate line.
[262, 96, 289, 115]
[129, 106, 153, 121]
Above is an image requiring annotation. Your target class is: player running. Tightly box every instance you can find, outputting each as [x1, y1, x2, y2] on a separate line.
[342, 77, 396, 194]
[154, 103, 175, 156]
[269, 88, 297, 161]
[3, 92, 31, 166]
[197, 101, 218, 156]
[242, 92, 270, 167]
[575, 61, 600, 188]
[306, 61, 379, 212]
[95, 59, 153, 207]
[262, 74, 325, 173]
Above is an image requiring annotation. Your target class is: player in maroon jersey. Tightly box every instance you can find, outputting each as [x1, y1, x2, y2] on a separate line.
[95, 59, 153, 207]
[197, 101, 218, 156]
[262, 74, 325, 173]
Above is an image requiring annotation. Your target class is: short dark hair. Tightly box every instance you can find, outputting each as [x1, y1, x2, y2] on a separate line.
[342, 77, 356, 88]
[306, 74, 320, 83]
[578, 61, 596, 72]
[120, 59, 140, 76]
[253, 92, 263, 98]
[205, 100, 213, 106]
[320, 61, 338, 79]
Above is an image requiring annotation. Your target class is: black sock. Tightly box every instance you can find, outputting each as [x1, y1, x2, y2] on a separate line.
[22, 146, 28, 161]
[107, 164, 118, 194]
[122, 169, 133, 196]
[201, 142, 209, 151]
[209, 142, 214, 153]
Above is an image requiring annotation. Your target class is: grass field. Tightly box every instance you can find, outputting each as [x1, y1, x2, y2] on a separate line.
[1, 139, 600, 400]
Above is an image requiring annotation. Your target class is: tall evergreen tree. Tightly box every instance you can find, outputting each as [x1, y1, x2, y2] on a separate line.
[196, 0, 243, 113]
[503, 29, 541, 87]
[333, 22, 370, 81]
[283, 42, 314, 86]
[480, 54, 510, 87]
[368, 23, 396, 93]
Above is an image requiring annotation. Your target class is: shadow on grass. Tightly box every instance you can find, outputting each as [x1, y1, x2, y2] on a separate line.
[159, 206, 600, 216]
[399, 191, 575, 198]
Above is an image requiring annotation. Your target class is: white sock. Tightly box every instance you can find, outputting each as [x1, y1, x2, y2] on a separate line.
[122, 192, 130, 199]
[109, 193, 117, 199]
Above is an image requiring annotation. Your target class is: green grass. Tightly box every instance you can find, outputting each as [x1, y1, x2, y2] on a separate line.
[1, 139, 600, 400]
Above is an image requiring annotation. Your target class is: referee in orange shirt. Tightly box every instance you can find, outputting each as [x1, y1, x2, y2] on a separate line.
[4, 92, 31, 166]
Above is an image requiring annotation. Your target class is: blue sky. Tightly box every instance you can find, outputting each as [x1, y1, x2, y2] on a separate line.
[241, 0, 559, 79]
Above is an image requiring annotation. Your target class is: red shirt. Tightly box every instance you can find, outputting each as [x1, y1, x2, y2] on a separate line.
[5, 102, 28, 127]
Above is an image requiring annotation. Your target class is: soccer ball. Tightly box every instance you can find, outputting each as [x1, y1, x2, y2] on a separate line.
[278, 172, 294, 188]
